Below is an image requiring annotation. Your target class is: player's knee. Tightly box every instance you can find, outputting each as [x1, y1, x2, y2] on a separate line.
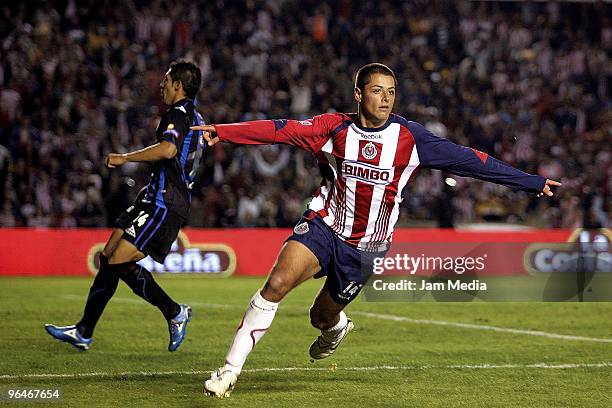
[262, 272, 292, 302]
[309, 307, 335, 330]
[98, 253, 109, 268]
[106, 260, 131, 278]
[107, 253, 120, 265]
[108, 244, 143, 265]
[108, 252, 132, 266]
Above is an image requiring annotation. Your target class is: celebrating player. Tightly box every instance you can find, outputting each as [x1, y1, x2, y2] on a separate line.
[191, 63, 561, 397]
[45, 61, 205, 352]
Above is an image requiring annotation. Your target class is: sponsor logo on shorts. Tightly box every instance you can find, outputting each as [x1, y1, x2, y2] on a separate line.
[125, 225, 136, 238]
[294, 221, 309, 235]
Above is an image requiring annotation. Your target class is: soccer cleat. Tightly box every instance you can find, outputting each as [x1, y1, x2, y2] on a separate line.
[44, 324, 92, 351]
[203, 368, 238, 398]
[167, 304, 192, 352]
[309, 318, 354, 360]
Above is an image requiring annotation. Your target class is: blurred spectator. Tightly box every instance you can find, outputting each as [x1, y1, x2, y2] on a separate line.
[0, 0, 609, 229]
[0, 144, 9, 206]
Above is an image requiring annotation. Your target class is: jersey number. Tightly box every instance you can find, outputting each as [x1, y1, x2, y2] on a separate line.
[342, 281, 362, 297]
[133, 211, 150, 227]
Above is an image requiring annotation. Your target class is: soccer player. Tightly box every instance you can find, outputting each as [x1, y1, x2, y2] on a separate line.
[45, 61, 205, 352]
[191, 63, 561, 397]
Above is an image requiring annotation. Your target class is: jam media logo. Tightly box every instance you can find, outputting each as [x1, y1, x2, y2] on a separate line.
[87, 231, 236, 276]
[523, 228, 611, 274]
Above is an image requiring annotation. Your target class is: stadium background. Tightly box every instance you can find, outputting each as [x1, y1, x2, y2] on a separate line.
[0, 0, 609, 230]
[0, 1, 611, 407]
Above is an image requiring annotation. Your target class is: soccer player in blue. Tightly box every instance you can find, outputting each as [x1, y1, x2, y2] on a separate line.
[45, 61, 205, 352]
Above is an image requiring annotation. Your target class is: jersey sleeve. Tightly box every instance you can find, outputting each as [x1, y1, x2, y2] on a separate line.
[215, 113, 340, 154]
[159, 108, 189, 146]
[407, 121, 546, 193]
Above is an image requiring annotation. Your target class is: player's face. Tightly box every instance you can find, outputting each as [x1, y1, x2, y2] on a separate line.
[356, 73, 396, 126]
[160, 70, 177, 105]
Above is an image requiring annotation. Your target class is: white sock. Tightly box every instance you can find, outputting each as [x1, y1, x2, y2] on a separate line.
[223, 291, 279, 375]
[321, 311, 348, 341]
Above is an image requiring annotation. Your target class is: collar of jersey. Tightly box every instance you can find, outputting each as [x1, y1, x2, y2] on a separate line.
[171, 98, 192, 108]
[351, 114, 395, 133]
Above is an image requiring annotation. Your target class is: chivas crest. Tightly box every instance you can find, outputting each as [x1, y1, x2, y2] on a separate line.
[294, 221, 310, 235]
[362, 142, 377, 160]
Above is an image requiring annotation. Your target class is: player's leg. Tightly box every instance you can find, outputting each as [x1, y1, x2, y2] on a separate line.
[307, 232, 378, 360]
[108, 238, 182, 319]
[109, 206, 192, 351]
[260, 240, 322, 302]
[75, 228, 125, 338]
[44, 229, 124, 350]
[226, 240, 320, 368]
[310, 280, 347, 329]
[308, 281, 354, 360]
[103, 227, 125, 256]
[204, 240, 321, 398]
[102, 238, 191, 351]
[226, 240, 320, 366]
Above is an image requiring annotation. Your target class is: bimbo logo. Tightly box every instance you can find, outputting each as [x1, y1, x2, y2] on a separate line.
[341, 160, 392, 185]
[87, 231, 236, 276]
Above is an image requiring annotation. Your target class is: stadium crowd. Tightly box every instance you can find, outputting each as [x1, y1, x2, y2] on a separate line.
[0, 0, 609, 229]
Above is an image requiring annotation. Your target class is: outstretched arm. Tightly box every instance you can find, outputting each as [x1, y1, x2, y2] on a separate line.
[408, 122, 560, 195]
[106, 107, 191, 169]
[105, 141, 177, 168]
[190, 114, 340, 154]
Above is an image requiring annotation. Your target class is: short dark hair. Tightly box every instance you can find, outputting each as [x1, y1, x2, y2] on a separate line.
[168, 60, 202, 99]
[354, 63, 397, 92]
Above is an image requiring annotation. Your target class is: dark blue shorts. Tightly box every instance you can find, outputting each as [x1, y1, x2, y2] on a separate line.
[287, 211, 386, 305]
[115, 201, 185, 263]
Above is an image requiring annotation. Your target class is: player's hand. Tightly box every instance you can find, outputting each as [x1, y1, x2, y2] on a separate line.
[105, 153, 127, 169]
[190, 124, 220, 146]
[537, 179, 561, 197]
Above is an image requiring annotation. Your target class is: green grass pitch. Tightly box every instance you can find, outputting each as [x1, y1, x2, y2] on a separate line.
[1, 276, 611, 407]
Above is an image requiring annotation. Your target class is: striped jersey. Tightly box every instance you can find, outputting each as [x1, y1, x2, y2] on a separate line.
[142, 98, 205, 219]
[216, 113, 546, 251]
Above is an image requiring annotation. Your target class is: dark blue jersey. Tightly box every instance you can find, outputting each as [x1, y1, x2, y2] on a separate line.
[142, 98, 205, 219]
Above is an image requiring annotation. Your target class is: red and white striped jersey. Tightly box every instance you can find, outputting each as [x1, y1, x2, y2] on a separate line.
[216, 113, 545, 251]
